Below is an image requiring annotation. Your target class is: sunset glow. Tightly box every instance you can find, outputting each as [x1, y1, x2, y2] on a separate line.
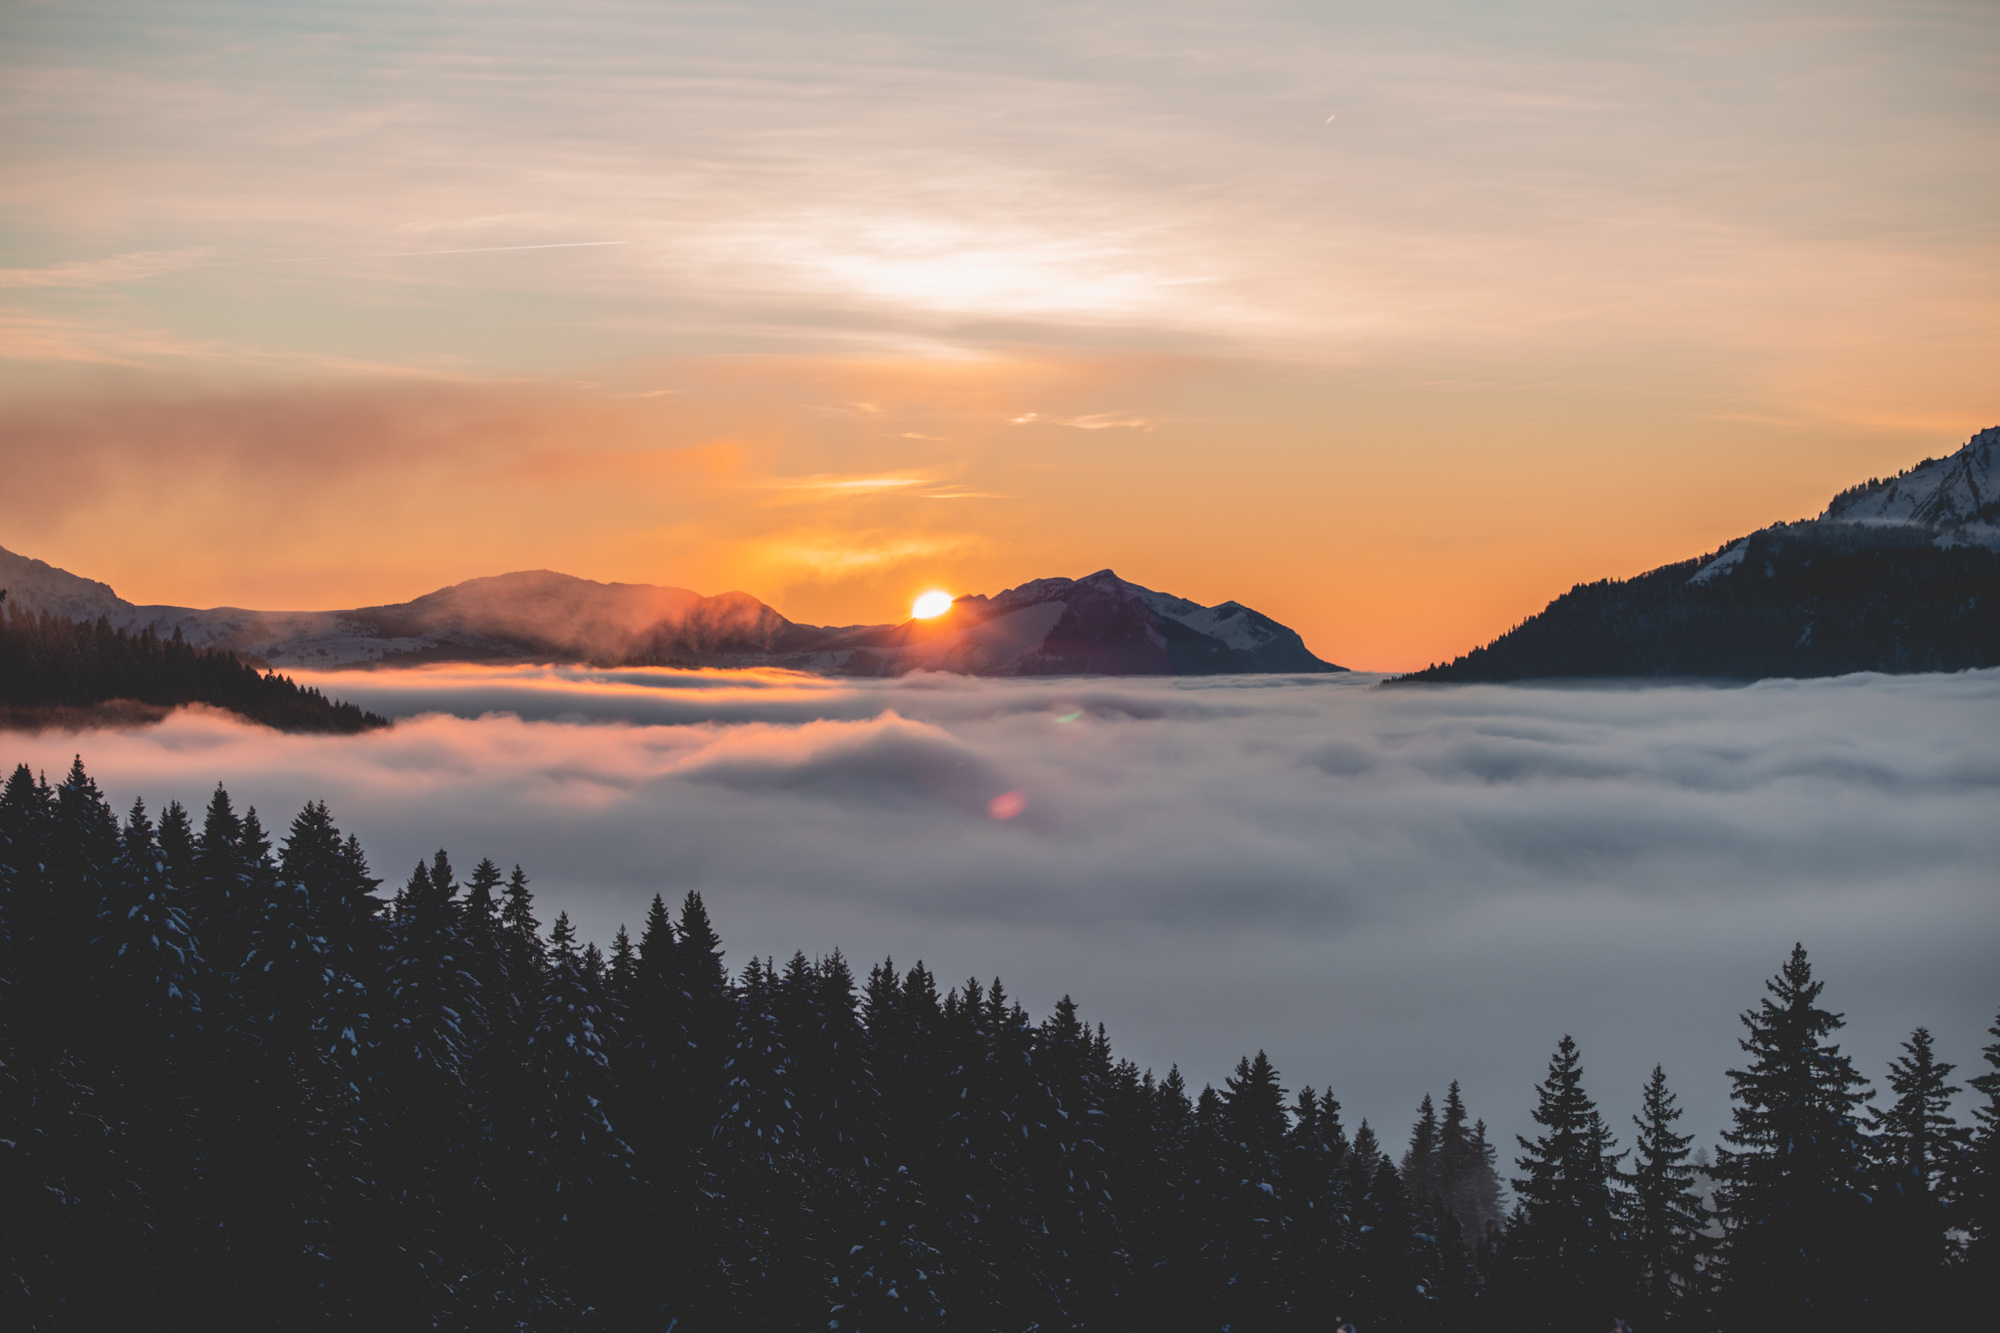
[4, 7, 1996, 1320]
[0, 1, 1994, 668]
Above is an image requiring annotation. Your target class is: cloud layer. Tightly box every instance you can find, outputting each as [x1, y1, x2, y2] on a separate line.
[9, 666, 1997, 1155]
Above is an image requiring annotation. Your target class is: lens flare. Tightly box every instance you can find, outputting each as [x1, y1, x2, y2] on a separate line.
[986, 790, 1028, 820]
[911, 590, 954, 619]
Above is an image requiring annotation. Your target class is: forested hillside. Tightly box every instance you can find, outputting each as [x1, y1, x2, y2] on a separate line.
[1399, 523, 2000, 683]
[2, 760, 1995, 1329]
[0, 594, 386, 732]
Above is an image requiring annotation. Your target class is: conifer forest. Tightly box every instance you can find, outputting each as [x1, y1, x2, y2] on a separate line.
[3, 758, 1996, 1331]
[0, 599, 386, 734]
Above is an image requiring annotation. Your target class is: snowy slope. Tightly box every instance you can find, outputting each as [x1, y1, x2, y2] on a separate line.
[1687, 426, 2000, 584]
[1820, 426, 2000, 545]
[832, 570, 1342, 676]
[0, 552, 821, 668]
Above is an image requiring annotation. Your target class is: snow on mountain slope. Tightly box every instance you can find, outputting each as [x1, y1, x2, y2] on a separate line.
[0, 547, 131, 622]
[1686, 426, 2000, 584]
[1821, 425, 2000, 546]
[849, 569, 1342, 676]
[0, 552, 823, 668]
[0, 552, 1339, 676]
[1686, 537, 1750, 586]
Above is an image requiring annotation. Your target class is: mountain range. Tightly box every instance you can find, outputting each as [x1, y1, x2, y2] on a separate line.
[0, 554, 1342, 677]
[10, 429, 1994, 686]
[1398, 426, 2000, 683]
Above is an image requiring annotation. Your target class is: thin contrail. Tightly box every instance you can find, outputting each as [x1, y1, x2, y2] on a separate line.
[195, 241, 627, 268]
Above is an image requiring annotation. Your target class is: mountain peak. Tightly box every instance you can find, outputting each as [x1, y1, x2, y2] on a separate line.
[1821, 426, 1999, 542]
[870, 569, 1339, 676]
[0, 547, 1337, 677]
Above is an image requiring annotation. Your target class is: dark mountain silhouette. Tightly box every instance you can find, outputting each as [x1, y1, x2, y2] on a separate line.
[1398, 427, 2000, 684]
[808, 569, 1341, 676]
[0, 549, 1341, 676]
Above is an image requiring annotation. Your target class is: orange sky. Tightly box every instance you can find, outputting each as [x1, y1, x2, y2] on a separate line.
[2, 1, 1996, 669]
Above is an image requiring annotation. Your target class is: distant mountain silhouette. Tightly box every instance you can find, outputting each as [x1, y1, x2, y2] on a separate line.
[808, 570, 1340, 676]
[1398, 427, 2000, 683]
[0, 552, 1341, 677]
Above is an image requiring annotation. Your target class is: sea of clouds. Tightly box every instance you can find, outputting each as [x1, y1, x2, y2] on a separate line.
[10, 665, 1998, 1155]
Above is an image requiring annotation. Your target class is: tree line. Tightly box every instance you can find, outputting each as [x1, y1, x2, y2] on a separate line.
[2, 758, 1995, 1330]
[0, 594, 386, 733]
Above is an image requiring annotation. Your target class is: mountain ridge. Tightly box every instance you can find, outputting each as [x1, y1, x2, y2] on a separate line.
[0, 549, 1342, 677]
[1398, 427, 2000, 683]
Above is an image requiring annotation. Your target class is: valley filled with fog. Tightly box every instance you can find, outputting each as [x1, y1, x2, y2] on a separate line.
[12, 665, 1997, 1150]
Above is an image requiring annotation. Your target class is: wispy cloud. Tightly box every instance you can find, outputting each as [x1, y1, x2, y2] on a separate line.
[763, 533, 982, 578]
[0, 250, 214, 289]
[754, 473, 1004, 503]
[4, 0, 1990, 373]
[1060, 412, 1156, 431]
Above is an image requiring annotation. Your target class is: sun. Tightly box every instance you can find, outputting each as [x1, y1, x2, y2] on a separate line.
[911, 589, 955, 619]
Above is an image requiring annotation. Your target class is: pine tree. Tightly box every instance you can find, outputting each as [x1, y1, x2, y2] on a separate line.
[1965, 1010, 2000, 1297]
[1284, 1085, 1352, 1319]
[189, 784, 250, 991]
[459, 856, 507, 1037]
[98, 799, 203, 1055]
[675, 890, 733, 1143]
[1402, 1092, 1440, 1212]
[521, 910, 633, 1305]
[1468, 1117, 1504, 1256]
[1715, 944, 1874, 1325]
[1866, 1026, 1964, 1316]
[1190, 1050, 1289, 1327]
[829, 1166, 946, 1331]
[1031, 997, 1121, 1326]
[500, 864, 543, 978]
[710, 955, 815, 1324]
[1505, 1035, 1627, 1329]
[607, 924, 637, 1006]
[37, 760, 159, 1322]
[806, 951, 877, 1169]
[156, 800, 197, 891]
[929, 977, 1053, 1329]
[1349, 1122, 1424, 1326]
[1623, 1065, 1709, 1328]
[375, 855, 483, 1309]
[215, 800, 382, 1321]
[1435, 1083, 1473, 1233]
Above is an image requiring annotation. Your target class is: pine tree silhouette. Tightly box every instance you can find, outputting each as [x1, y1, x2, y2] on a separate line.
[1965, 1011, 2000, 1300]
[1715, 943, 1874, 1325]
[1866, 1026, 1965, 1318]
[1504, 1034, 1628, 1329]
[5, 755, 1980, 1329]
[1623, 1065, 1710, 1329]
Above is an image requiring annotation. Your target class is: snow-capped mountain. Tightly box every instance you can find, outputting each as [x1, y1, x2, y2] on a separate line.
[1684, 426, 2000, 588]
[809, 569, 1341, 676]
[0, 549, 1340, 676]
[1405, 426, 2000, 683]
[0, 553, 818, 668]
[1820, 425, 1999, 541]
